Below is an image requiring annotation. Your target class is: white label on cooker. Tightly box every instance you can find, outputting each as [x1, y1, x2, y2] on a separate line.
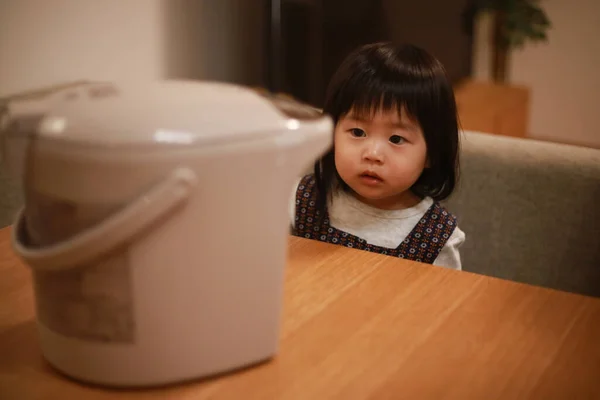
[33, 251, 135, 343]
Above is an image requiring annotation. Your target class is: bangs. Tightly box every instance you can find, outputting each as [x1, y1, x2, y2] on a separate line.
[323, 42, 448, 126]
[326, 65, 435, 124]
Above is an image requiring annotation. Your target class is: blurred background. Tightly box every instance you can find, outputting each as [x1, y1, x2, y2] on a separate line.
[0, 0, 598, 149]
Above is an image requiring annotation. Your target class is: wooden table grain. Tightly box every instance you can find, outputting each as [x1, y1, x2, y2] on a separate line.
[1, 226, 599, 399]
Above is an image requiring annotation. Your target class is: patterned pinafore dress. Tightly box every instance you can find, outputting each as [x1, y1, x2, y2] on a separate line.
[292, 175, 457, 264]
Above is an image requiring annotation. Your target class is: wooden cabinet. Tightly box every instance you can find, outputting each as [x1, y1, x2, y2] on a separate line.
[454, 80, 530, 138]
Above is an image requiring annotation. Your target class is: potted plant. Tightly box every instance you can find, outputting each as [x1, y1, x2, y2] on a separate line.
[469, 0, 552, 82]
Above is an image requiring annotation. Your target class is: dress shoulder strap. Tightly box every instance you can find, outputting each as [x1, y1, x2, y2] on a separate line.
[395, 202, 458, 263]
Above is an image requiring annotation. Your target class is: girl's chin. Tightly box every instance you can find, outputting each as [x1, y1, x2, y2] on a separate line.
[349, 188, 421, 210]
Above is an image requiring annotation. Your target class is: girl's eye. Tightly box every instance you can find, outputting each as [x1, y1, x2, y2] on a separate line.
[389, 135, 405, 145]
[349, 128, 366, 138]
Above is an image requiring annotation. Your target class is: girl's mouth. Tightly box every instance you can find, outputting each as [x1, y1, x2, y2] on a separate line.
[359, 172, 383, 185]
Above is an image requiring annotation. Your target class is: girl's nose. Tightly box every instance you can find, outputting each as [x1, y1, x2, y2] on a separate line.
[363, 141, 384, 164]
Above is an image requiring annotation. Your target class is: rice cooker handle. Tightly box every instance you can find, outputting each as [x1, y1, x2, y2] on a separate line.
[12, 167, 198, 271]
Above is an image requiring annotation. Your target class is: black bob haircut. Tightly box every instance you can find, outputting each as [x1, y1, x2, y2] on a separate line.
[314, 42, 460, 214]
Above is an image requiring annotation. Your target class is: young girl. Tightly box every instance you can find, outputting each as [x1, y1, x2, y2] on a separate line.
[290, 42, 465, 270]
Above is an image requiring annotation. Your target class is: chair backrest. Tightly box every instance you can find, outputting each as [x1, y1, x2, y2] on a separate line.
[444, 131, 600, 297]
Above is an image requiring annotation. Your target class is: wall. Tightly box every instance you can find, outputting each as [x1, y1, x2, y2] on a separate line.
[471, 0, 600, 148]
[163, 0, 265, 86]
[0, 0, 265, 97]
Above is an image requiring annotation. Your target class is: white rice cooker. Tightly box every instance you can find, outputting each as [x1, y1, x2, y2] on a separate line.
[0, 80, 332, 387]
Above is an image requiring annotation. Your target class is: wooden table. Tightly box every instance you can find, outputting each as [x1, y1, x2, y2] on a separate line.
[1, 226, 599, 399]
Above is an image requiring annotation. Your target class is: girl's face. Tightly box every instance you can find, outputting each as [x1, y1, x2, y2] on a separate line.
[334, 107, 428, 210]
